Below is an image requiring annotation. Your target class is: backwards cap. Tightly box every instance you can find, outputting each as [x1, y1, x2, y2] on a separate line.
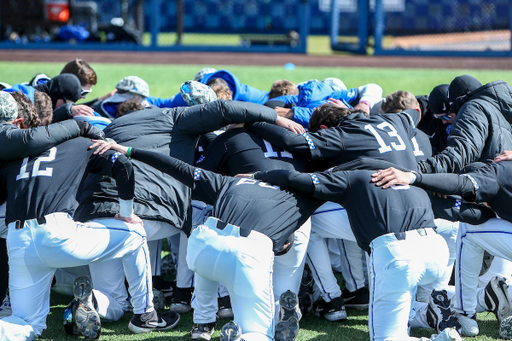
[180, 81, 217, 106]
[116, 76, 149, 97]
[0, 91, 18, 122]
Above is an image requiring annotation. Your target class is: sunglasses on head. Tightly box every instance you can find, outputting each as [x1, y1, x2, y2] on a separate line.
[81, 88, 92, 98]
[434, 113, 451, 121]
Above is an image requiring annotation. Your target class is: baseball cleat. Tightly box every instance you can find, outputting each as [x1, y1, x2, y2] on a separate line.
[73, 276, 101, 339]
[0, 295, 11, 318]
[298, 264, 315, 317]
[220, 321, 242, 341]
[484, 276, 512, 325]
[191, 321, 216, 341]
[169, 286, 193, 313]
[152, 288, 166, 311]
[312, 296, 347, 322]
[217, 295, 234, 319]
[275, 316, 299, 341]
[278, 290, 302, 322]
[128, 310, 180, 334]
[426, 289, 461, 334]
[455, 313, 479, 337]
[341, 287, 369, 310]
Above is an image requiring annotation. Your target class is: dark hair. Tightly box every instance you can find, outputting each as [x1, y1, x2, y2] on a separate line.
[10, 91, 40, 128]
[33, 90, 53, 125]
[115, 98, 144, 118]
[268, 80, 298, 99]
[206, 77, 228, 87]
[211, 84, 232, 100]
[380, 90, 419, 114]
[60, 58, 98, 86]
[308, 104, 352, 132]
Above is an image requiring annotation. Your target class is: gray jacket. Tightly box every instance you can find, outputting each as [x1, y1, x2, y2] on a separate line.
[74, 100, 278, 230]
[418, 80, 512, 173]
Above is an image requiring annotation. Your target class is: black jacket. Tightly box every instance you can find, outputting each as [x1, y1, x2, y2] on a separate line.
[418, 81, 512, 173]
[74, 100, 278, 231]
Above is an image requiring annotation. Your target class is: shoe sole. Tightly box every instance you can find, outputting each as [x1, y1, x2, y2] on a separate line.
[279, 290, 302, 322]
[323, 310, 347, 322]
[275, 316, 299, 341]
[434, 327, 462, 341]
[486, 277, 512, 324]
[128, 313, 180, 334]
[170, 303, 192, 314]
[191, 330, 215, 341]
[427, 290, 461, 333]
[217, 308, 234, 320]
[73, 276, 101, 339]
[220, 321, 242, 341]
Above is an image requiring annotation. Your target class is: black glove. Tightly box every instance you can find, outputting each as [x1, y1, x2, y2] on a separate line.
[75, 120, 105, 140]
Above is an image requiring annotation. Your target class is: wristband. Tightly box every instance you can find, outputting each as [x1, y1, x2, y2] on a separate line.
[119, 199, 134, 217]
[408, 172, 416, 184]
[252, 171, 261, 179]
[127, 147, 132, 159]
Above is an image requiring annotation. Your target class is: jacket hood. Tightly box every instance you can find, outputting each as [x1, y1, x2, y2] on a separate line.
[297, 80, 333, 106]
[201, 70, 240, 99]
[456, 80, 512, 124]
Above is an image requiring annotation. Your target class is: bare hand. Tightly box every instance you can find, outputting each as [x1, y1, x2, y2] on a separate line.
[90, 139, 128, 155]
[235, 173, 253, 178]
[276, 116, 305, 134]
[276, 107, 294, 119]
[71, 105, 95, 117]
[115, 213, 144, 226]
[371, 167, 412, 188]
[493, 150, 512, 163]
[327, 98, 347, 108]
[354, 101, 370, 114]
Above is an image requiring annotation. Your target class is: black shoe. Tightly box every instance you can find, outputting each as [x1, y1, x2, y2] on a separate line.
[170, 286, 193, 313]
[191, 321, 217, 341]
[218, 295, 234, 319]
[128, 310, 180, 334]
[341, 287, 369, 310]
[298, 264, 315, 317]
[312, 296, 347, 322]
[152, 276, 176, 298]
[72, 276, 101, 339]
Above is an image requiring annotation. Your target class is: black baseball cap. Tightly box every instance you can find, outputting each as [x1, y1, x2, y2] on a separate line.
[429, 84, 450, 115]
[448, 75, 482, 103]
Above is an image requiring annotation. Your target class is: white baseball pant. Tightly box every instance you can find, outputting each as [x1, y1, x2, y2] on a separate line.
[187, 217, 275, 341]
[0, 213, 153, 341]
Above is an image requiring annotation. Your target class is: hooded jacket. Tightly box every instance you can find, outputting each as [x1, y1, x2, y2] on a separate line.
[73, 100, 278, 232]
[418, 80, 512, 174]
[146, 69, 270, 108]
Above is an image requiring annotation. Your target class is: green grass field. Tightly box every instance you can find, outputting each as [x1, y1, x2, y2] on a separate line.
[2, 60, 511, 340]
[2, 61, 512, 101]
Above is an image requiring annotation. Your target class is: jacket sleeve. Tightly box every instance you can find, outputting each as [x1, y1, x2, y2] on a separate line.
[418, 102, 489, 173]
[130, 148, 225, 205]
[146, 94, 188, 108]
[430, 195, 495, 224]
[51, 102, 75, 123]
[0, 120, 80, 160]
[291, 107, 314, 128]
[177, 100, 277, 136]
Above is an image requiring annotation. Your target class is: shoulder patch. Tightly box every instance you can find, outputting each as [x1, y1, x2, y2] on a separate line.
[110, 152, 121, 163]
[301, 133, 316, 150]
[462, 174, 480, 190]
[310, 173, 319, 185]
[194, 168, 202, 180]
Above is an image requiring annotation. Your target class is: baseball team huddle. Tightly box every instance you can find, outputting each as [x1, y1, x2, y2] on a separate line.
[0, 59, 512, 341]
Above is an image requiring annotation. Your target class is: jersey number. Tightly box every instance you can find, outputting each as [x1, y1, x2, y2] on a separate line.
[263, 140, 293, 159]
[364, 123, 406, 154]
[16, 147, 57, 181]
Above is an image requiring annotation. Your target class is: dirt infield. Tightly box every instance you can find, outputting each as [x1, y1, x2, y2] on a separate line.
[1, 49, 512, 70]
